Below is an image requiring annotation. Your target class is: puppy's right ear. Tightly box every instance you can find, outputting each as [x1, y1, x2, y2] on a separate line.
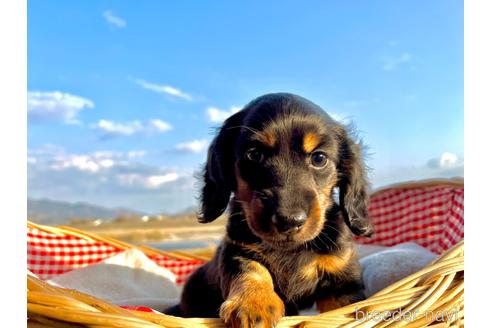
[198, 111, 244, 223]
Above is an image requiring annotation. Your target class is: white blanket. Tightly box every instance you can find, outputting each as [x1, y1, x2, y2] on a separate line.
[48, 248, 179, 309]
[359, 242, 437, 297]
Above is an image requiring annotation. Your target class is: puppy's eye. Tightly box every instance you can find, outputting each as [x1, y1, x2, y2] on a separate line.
[311, 151, 328, 168]
[245, 148, 264, 163]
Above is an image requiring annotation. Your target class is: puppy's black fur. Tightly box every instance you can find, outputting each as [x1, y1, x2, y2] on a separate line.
[165, 93, 373, 327]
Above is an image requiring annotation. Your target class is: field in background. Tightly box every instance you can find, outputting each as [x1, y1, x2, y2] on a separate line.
[67, 213, 227, 246]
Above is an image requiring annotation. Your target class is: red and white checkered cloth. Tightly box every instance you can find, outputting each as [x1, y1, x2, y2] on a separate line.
[27, 228, 204, 284]
[28, 228, 122, 279]
[28, 182, 464, 285]
[356, 184, 464, 255]
[146, 254, 203, 285]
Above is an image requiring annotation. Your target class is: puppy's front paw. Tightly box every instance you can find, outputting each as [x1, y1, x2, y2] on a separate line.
[220, 291, 285, 328]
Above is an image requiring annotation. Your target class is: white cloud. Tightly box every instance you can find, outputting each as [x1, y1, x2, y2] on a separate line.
[92, 150, 146, 159]
[65, 156, 102, 172]
[372, 152, 464, 189]
[149, 119, 172, 132]
[99, 159, 115, 168]
[28, 147, 186, 188]
[28, 147, 196, 213]
[439, 152, 459, 168]
[145, 173, 180, 188]
[49, 154, 118, 173]
[103, 10, 126, 28]
[383, 52, 412, 71]
[28, 91, 94, 124]
[116, 172, 180, 189]
[206, 106, 241, 123]
[127, 151, 147, 158]
[95, 120, 143, 136]
[427, 152, 461, 169]
[134, 78, 192, 101]
[175, 139, 209, 154]
[93, 119, 172, 138]
[28, 147, 147, 172]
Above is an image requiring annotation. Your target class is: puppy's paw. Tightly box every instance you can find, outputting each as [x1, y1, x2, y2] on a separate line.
[220, 291, 285, 328]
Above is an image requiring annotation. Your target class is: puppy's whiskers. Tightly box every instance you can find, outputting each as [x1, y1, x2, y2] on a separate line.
[228, 211, 243, 218]
[226, 125, 263, 138]
[325, 224, 342, 235]
[319, 231, 340, 251]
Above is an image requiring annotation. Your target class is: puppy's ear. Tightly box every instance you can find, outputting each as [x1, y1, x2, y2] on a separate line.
[337, 128, 374, 237]
[198, 111, 244, 223]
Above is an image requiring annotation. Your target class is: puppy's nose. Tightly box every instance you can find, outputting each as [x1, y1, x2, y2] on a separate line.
[273, 212, 307, 235]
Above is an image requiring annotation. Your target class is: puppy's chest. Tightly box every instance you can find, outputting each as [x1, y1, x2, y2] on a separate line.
[262, 249, 352, 302]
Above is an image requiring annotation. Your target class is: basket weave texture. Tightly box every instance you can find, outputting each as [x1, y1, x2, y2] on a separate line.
[27, 179, 464, 327]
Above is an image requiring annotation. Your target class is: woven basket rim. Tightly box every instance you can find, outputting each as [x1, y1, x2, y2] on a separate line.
[27, 239, 464, 327]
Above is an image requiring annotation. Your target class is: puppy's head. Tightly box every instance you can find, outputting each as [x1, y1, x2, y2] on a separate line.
[199, 93, 373, 249]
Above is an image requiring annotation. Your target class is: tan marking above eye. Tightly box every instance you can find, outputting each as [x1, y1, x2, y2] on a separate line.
[257, 132, 276, 148]
[303, 133, 321, 153]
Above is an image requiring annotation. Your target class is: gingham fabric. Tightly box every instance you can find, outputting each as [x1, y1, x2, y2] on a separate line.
[28, 183, 464, 285]
[27, 227, 204, 283]
[146, 254, 204, 285]
[28, 228, 122, 280]
[356, 185, 464, 254]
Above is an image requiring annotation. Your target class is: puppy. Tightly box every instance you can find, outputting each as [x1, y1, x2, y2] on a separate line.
[165, 93, 373, 327]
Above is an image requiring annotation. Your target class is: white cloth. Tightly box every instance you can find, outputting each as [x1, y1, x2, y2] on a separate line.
[359, 242, 437, 297]
[49, 248, 180, 309]
[356, 244, 388, 258]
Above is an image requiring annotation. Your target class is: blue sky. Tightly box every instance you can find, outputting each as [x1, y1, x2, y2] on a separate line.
[27, 1, 463, 214]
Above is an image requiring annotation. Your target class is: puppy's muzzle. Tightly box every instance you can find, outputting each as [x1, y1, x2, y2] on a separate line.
[272, 211, 307, 235]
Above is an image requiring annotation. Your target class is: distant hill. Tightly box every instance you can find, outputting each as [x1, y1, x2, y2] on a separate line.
[27, 198, 146, 224]
[172, 205, 199, 216]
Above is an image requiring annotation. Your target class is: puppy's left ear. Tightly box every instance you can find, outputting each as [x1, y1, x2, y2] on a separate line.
[337, 128, 374, 237]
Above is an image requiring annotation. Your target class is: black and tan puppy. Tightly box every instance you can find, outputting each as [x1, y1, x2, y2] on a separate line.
[165, 93, 373, 327]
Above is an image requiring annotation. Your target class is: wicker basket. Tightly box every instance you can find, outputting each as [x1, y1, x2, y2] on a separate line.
[27, 179, 464, 327]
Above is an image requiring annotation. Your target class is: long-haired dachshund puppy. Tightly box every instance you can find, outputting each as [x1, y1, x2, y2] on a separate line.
[165, 93, 373, 327]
